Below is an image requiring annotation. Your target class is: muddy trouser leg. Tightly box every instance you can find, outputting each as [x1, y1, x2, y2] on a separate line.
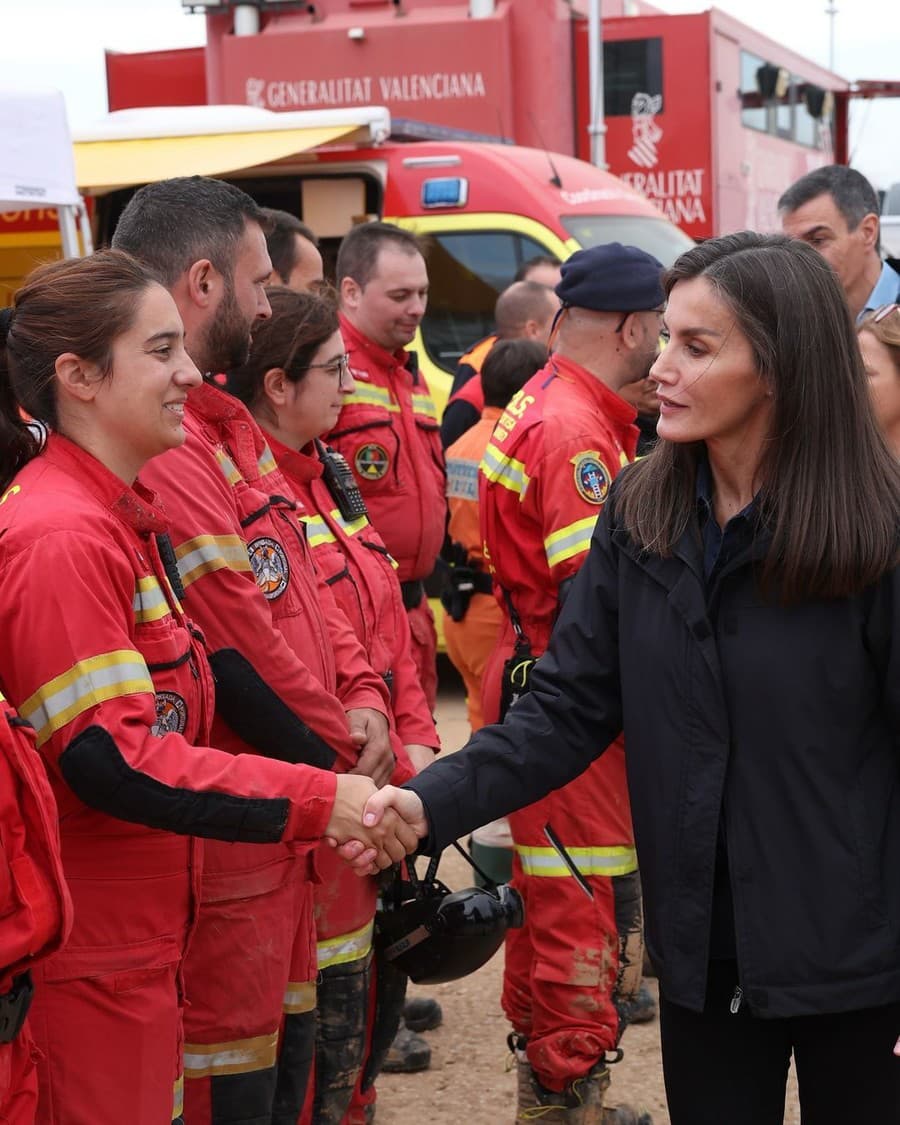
[307, 952, 372, 1125]
[611, 870, 644, 1039]
[359, 954, 408, 1093]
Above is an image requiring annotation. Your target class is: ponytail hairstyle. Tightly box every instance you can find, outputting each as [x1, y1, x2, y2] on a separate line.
[0, 250, 159, 491]
[225, 285, 339, 410]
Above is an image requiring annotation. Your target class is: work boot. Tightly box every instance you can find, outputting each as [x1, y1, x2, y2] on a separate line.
[511, 1041, 610, 1124]
[617, 983, 657, 1026]
[380, 1020, 431, 1073]
[403, 996, 443, 1032]
[601, 1108, 654, 1125]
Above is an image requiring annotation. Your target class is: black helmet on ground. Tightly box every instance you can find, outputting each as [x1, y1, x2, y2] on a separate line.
[375, 846, 524, 985]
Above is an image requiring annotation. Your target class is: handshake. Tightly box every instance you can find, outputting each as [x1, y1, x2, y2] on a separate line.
[324, 774, 429, 875]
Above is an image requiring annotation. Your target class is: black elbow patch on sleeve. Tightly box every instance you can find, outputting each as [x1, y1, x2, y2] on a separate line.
[209, 648, 338, 770]
[60, 726, 289, 844]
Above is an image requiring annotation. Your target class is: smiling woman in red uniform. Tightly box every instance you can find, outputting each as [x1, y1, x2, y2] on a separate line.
[226, 285, 439, 1124]
[0, 252, 415, 1125]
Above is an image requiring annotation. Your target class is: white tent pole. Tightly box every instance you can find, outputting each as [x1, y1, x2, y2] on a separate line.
[76, 200, 93, 254]
[58, 205, 80, 258]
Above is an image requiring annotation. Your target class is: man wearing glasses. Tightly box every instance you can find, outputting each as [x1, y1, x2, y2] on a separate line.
[779, 165, 900, 322]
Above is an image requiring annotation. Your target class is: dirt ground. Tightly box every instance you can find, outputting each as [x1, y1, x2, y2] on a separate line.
[375, 669, 802, 1124]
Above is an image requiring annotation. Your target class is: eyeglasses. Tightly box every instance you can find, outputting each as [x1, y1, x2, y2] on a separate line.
[306, 353, 351, 381]
[871, 303, 899, 324]
[614, 307, 664, 332]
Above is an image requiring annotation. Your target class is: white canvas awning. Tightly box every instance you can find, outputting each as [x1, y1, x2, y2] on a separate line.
[0, 87, 88, 257]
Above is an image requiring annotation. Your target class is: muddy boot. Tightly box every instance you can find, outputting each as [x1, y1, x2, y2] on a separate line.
[601, 1108, 653, 1125]
[403, 996, 443, 1032]
[380, 1020, 431, 1073]
[616, 983, 657, 1027]
[509, 1036, 609, 1125]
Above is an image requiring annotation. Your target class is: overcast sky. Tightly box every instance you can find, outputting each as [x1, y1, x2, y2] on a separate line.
[1, 0, 897, 189]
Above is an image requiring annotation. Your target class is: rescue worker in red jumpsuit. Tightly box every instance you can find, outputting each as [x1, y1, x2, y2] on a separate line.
[0, 252, 414, 1125]
[478, 245, 665, 1122]
[0, 679, 71, 1125]
[226, 284, 441, 1124]
[112, 179, 408, 1125]
[325, 223, 444, 713]
[442, 338, 548, 731]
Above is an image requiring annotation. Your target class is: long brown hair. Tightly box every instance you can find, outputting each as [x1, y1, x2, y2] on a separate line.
[0, 250, 159, 491]
[616, 232, 900, 601]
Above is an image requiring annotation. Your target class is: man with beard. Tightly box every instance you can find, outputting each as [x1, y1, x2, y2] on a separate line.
[112, 177, 406, 1125]
[475, 244, 663, 1124]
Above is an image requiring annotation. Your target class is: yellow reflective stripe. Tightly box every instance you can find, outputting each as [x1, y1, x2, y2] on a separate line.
[411, 392, 438, 421]
[515, 845, 638, 878]
[21, 650, 153, 748]
[0, 689, 5, 703]
[172, 1075, 184, 1121]
[215, 448, 243, 486]
[544, 515, 599, 569]
[133, 575, 175, 624]
[345, 384, 399, 412]
[175, 534, 252, 589]
[283, 979, 317, 1015]
[183, 1032, 279, 1078]
[316, 919, 374, 970]
[328, 508, 368, 538]
[299, 513, 337, 549]
[480, 442, 530, 496]
[619, 450, 630, 467]
[257, 443, 278, 479]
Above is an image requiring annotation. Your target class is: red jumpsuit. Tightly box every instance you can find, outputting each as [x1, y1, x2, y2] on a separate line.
[443, 407, 504, 731]
[326, 315, 446, 711]
[273, 435, 438, 1123]
[0, 692, 71, 1125]
[479, 357, 641, 1092]
[140, 382, 393, 1125]
[0, 436, 342, 1125]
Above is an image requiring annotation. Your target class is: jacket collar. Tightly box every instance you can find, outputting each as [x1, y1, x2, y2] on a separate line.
[267, 432, 323, 486]
[339, 312, 414, 380]
[549, 354, 638, 446]
[43, 434, 168, 535]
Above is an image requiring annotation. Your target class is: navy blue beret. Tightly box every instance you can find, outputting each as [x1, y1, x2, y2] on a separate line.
[555, 242, 665, 313]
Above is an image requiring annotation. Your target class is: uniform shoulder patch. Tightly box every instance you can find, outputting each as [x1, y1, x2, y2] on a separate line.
[152, 692, 187, 737]
[247, 536, 290, 599]
[354, 442, 390, 481]
[571, 452, 612, 505]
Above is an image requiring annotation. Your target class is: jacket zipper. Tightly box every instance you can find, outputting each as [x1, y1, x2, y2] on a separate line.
[730, 985, 743, 1014]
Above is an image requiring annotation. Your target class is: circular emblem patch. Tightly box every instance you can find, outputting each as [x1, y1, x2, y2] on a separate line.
[354, 442, 389, 481]
[572, 453, 612, 505]
[248, 536, 290, 599]
[152, 692, 187, 737]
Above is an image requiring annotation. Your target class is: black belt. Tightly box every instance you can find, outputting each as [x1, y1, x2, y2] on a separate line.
[0, 971, 33, 1043]
[400, 580, 425, 611]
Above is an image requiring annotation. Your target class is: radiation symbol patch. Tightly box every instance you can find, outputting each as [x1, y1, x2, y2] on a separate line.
[248, 536, 290, 600]
[152, 692, 187, 737]
[572, 452, 612, 505]
[354, 442, 390, 481]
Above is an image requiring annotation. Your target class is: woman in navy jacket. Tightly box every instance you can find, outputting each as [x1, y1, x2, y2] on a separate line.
[349, 232, 900, 1124]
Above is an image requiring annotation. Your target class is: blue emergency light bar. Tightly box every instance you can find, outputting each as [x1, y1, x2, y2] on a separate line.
[421, 177, 469, 209]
